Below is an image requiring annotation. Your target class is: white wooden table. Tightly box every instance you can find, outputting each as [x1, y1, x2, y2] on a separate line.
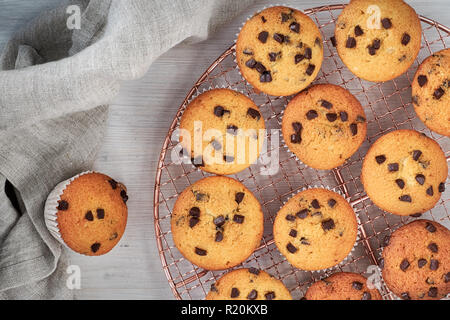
[1, 0, 448, 300]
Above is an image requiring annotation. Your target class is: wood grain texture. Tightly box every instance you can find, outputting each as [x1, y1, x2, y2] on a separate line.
[0, 0, 448, 300]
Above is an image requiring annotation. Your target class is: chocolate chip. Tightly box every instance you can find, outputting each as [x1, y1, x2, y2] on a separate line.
[57, 200, 69, 211]
[189, 207, 200, 217]
[290, 22, 300, 33]
[400, 259, 410, 271]
[315, 37, 322, 47]
[286, 242, 298, 253]
[243, 49, 253, 55]
[261, 16, 267, 23]
[300, 238, 310, 245]
[428, 287, 438, 297]
[352, 25, 363, 36]
[434, 87, 445, 99]
[340, 111, 348, 122]
[412, 150, 422, 161]
[425, 222, 436, 233]
[350, 123, 358, 136]
[85, 211, 94, 221]
[388, 163, 399, 172]
[304, 47, 312, 59]
[265, 291, 276, 300]
[273, 33, 285, 44]
[328, 199, 337, 208]
[321, 100, 333, 110]
[415, 174, 425, 185]
[412, 95, 420, 105]
[120, 189, 129, 203]
[352, 281, 363, 290]
[108, 179, 117, 190]
[294, 54, 305, 64]
[321, 218, 335, 231]
[268, 52, 278, 61]
[281, 12, 290, 22]
[215, 231, 223, 242]
[227, 125, 238, 135]
[445, 272, 450, 283]
[247, 289, 258, 300]
[438, 182, 445, 193]
[289, 229, 297, 237]
[395, 179, 405, 189]
[210, 283, 218, 292]
[96, 208, 105, 219]
[401, 33, 411, 45]
[292, 122, 303, 132]
[417, 75, 427, 87]
[255, 62, 266, 74]
[361, 292, 371, 300]
[189, 217, 199, 228]
[258, 31, 268, 43]
[418, 259, 427, 268]
[305, 64, 315, 76]
[213, 215, 225, 227]
[290, 133, 302, 144]
[286, 214, 296, 221]
[91, 243, 101, 253]
[306, 110, 318, 120]
[368, 45, 377, 56]
[326, 113, 338, 122]
[260, 71, 272, 83]
[411, 213, 422, 217]
[401, 292, 411, 300]
[356, 115, 366, 123]
[195, 247, 207, 256]
[109, 232, 118, 240]
[247, 108, 261, 120]
[214, 105, 229, 117]
[249, 267, 260, 275]
[428, 242, 438, 253]
[311, 199, 320, 209]
[399, 195, 412, 202]
[381, 18, 392, 29]
[346, 37, 356, 48]
[372, 39, 381, 50]
[430, 259, 439, 270]
[210, 140, 221, 150]
[233, 214, 245, 224]
[330, 36, 337, 47]
[235, 192, 245, 204]
[231, 287, 240, 298]
[296, 209, 308, 219]
[246, 58, 257, 69]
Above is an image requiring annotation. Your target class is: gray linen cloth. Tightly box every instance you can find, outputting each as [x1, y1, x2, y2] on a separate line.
[0, 0, 255, 299]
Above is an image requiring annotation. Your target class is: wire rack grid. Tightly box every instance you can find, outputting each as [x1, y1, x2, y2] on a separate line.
[153, 4, 450, 300]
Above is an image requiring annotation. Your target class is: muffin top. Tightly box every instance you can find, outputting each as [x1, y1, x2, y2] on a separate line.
[382, 219, 450, 300]
[236, 6, 323, 96]
[335, 0, 421, 82]
[179, 88, 265, 175]
[206, 268, 292, 300]
[282, 84, 367, 170]
[273, 188, 358, 271]
[55, 172, 128, 256]
[412, 48, 450, 136]
[361, 130, 447, 216]
[305, 272, 383, 300]
[171, 176, 264, 270]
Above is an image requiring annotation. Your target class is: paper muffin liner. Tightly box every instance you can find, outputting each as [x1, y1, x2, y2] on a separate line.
[275, 184, 362, 275]
[44, 171, 94, 247]
[173, 85, 269, 171]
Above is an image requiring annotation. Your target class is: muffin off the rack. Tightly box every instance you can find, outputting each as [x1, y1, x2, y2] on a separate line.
[236, 6, 323, 96]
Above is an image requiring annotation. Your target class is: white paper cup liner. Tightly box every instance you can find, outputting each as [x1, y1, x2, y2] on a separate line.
[44, 171, 93, 247]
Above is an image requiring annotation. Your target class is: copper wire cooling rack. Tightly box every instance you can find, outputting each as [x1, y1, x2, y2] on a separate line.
[154, 4, 450, 300]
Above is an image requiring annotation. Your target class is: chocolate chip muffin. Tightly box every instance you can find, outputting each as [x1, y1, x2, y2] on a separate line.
[361, 130, 448, 216]
[179, 88, 265, 175]
[273, 188, 358, 271]
[44, 172, 128, 256]
[171, 176, 263, 270]
[282, 84, 367, 170]
[412, 48, 450, 136]
[382, 220, 450, 300]
[206, 268, 292, 300]
[335, 0, 421, 82]
[236, 6, 323, 96]
[305, 272, 383, 300]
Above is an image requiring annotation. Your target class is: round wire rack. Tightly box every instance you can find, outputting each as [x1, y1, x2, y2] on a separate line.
[153, 4, 450, 300]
